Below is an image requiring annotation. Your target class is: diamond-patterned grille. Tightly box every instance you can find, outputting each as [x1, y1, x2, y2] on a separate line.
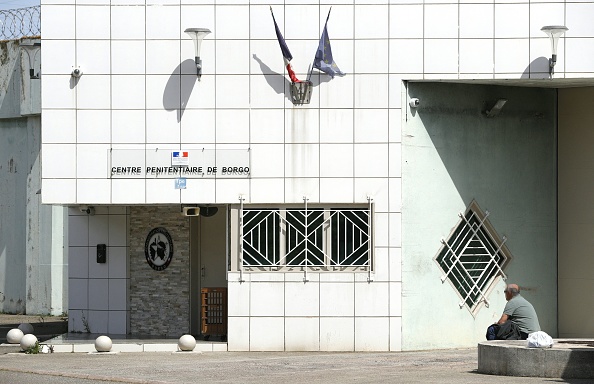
[241, 207, 371, 270]
[435, 201, 511, 314]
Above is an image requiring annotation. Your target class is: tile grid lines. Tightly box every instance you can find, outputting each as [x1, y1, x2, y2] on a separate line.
[349, 3, 357, 207]
[282, 2, 287, 204]
[44, 3, 580, 204]
[110, 3, 114, 205]
[144, 4, 148, 204]
[492, 1, 495, 78]
[422, 0, 425, 77]
[282, 0, 287, 351]
[386, 0, 390, 350]
[74, 5, 78, 204]
[351, 0, 356, 352]
[177, 4, 181, 203]
[214, 3, 218, 203]
[528, 2, 532, 77]
[248, 3, 252, 204]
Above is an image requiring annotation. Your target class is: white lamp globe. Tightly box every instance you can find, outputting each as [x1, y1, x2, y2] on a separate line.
[95, 335, 112, 352]
[6, 328, 24, 344]
[20, 334, 38, 351]
[18, 323, 34, 335]
[178, 334, 196, 351]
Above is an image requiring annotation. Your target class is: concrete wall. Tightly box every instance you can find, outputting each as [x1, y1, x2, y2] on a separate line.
[558, 87, 594, 338]
[0, 40, 22, 119]
[129, 206, 190, 336]
[0, 37, 66, 315]
[402, 82, 557, 350]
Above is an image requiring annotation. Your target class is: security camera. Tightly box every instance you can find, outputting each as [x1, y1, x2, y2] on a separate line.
[71, 67, 83, 78]
[409, 98, 420, 108]
[79, 206, 95, 215]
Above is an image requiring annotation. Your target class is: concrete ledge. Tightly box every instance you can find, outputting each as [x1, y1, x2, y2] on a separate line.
[37, 335, 228, 353]
[478, 339, 594, 379]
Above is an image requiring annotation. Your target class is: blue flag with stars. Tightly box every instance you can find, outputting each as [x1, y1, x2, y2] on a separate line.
[313, 10, 345, 78]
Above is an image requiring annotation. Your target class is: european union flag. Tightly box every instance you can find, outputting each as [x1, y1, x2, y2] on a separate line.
[313, 10, 345, 78]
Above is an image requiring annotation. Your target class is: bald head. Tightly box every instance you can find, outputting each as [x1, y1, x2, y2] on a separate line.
[504, 284, 520, 300]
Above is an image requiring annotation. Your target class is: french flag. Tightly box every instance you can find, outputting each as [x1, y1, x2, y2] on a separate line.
[172, 151, 188, 158]
[270, 7, 300, 83]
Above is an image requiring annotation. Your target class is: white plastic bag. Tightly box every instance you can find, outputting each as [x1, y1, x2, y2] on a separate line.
[527, 331, 554, 348]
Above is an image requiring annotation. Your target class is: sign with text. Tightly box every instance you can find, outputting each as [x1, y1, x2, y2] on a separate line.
[109, 149, 250, 179]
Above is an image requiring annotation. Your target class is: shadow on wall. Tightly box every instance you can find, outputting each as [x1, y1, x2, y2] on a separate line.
[163, 59, 197, 122]
[404, 81, 557, 334]
[521, 56, 550, 79]
[408, 82, 556, 211]
[163, 56, 333, 115]
[252, 54, 331, 103]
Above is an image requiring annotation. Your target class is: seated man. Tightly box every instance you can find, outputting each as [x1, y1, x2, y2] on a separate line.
[486, 283, 541, 340]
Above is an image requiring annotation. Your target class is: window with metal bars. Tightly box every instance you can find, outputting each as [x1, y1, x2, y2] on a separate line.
[435, 200, 511, 315]
[241, 206, 372, 270]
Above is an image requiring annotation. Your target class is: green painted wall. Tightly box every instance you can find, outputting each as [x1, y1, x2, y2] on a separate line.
[402, 82, 557, 350]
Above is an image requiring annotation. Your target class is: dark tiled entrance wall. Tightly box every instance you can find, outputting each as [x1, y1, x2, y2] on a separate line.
[129, 206, 190, 336]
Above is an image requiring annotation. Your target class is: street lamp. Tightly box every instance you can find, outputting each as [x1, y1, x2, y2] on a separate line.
[541, 25, 568, 76]
[184, 28, 211, 80]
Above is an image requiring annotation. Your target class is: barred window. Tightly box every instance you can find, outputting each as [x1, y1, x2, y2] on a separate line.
[435, 200, 512, 315]
[241, 206, 372, 271]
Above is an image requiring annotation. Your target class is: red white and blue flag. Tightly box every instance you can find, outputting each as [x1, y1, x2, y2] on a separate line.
[172, 151, 188, 158]
[172, 151, 189, 166]
[270, 7, 300, 83]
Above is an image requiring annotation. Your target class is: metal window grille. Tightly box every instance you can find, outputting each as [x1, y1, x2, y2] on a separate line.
[241, 206, 372, 271]
[435, 201, 511, 315]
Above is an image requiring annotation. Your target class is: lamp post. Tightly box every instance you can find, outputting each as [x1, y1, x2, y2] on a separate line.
[541, 25, 568, 76]
[184, 28, 211, 80]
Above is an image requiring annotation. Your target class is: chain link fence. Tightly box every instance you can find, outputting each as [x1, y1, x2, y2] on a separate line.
[0, 6, 41, 40]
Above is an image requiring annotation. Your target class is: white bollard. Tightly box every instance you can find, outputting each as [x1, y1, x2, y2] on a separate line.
[178, 334, 196, 351]
[94, 335, 113, 352]
[6, 328, 24, 344]
[20, 334, 38, 351]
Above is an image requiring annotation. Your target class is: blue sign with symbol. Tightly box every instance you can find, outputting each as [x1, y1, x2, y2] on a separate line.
[175, 178, 187, 189]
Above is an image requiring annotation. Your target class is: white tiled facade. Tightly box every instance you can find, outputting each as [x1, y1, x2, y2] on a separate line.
[41, 0, 594, 350]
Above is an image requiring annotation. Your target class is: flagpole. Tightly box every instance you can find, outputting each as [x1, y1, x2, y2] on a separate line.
[307, 7, 332, 82]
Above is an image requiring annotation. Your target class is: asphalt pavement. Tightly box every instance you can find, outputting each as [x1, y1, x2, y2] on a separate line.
[1, 348, 591, 384]
[1, 315, 590, 383]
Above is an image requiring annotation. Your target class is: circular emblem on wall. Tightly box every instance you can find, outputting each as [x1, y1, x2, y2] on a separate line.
[144, 227, 174, 271]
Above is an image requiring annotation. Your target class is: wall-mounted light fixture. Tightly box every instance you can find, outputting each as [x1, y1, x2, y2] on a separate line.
[184, 28, 211, 80]
[19, 41, 41, 79]
[541, 25, 568, 76]
[485, 99, 507, 118]
[71, 67, 83, 78]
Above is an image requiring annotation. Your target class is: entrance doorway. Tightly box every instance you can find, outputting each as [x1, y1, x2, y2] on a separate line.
[189, 206, 228, 338]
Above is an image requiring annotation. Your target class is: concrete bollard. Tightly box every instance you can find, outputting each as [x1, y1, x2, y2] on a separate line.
[95, 335, 113, 352]
[6, 328, 24, 344]
[178, 334, 196, 351]
[20, 334, 38, 351]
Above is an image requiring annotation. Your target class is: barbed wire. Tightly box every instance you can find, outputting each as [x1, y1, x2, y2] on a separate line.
[0, 6, 40, 40]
